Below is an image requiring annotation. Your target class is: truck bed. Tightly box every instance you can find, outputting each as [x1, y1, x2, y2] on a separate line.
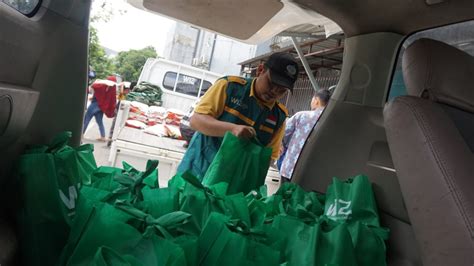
[117, 126, 187, 153]
[109, 126, 187, 187]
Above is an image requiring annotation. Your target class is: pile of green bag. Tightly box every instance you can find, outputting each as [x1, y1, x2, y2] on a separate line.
[16, 132, 389, 266]
[126, 81, 163, 106]
[16, 132, 97, 266]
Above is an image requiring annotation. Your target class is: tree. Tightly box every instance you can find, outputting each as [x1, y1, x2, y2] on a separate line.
[89, 27, 115, 79]
[114, 46, 157, 82]
[88, 0, 124, 79]
[88, 1, 157, 81]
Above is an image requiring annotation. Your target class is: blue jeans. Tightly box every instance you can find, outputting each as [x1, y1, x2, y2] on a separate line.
[83, 100, 105, 137]
[277, 149, 286, 171]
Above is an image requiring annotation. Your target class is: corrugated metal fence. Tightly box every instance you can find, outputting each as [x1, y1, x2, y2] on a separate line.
[281, 74, 340, 116]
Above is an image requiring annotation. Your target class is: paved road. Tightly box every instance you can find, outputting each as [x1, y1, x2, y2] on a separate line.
[82, 114, 114, 167]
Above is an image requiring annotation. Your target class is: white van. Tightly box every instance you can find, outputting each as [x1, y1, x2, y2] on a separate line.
[137, 58, 222, 112]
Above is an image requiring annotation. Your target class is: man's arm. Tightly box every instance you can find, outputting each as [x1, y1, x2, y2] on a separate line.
[190, 114, 256, 138]
[190, 78, 256, 139]
[267, 120, 286, 160]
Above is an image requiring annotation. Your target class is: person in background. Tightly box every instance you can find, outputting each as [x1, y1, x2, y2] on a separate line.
[88, 66, 96, 86]
[106, 81, 135, 147]
[177, 52, 299, 179]
[179, 100, 199, 149]
[83, 75, 117, 142]
[279, 88, 331, 182]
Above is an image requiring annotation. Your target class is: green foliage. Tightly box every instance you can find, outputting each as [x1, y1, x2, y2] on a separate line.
[114, 47, 157, 82]
[89, 26, 115, 79]
[88, 0, 123, 79]
[88, 0, 156, 81]
[90, 0, 125, 23]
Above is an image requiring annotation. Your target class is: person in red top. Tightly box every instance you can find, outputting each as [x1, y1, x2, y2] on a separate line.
[83, 75, 117, 141]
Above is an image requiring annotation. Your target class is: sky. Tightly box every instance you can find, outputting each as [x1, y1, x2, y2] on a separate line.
[91, 0, 175, 55]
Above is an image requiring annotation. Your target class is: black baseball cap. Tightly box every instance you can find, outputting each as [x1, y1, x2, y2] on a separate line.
[265, 52, 299, 91]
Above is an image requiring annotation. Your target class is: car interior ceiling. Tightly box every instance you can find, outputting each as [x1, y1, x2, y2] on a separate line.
[0, 0, 474, 265]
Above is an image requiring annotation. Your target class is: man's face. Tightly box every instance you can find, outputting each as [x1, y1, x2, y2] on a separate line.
[255, 70, 289, 103]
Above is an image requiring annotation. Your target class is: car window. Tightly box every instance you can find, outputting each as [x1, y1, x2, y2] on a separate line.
[162, 71, 213, 97]
[387, 20, 474, 101]
[199, 80, 212, 97]
[162, 71, 178, 90]
[2, 0, 41, 16]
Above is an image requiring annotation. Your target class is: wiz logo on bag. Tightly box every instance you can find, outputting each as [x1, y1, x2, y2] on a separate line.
[59, 184, 80, 216]
[326, 199, 352, 221]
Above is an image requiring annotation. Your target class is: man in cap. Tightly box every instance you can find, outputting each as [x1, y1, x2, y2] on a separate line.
[177, 52, 299, 179]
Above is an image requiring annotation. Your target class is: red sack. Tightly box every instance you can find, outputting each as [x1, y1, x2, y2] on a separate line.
[92, 77, 117, 118]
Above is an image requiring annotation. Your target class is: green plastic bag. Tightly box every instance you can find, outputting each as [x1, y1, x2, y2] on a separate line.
[198, 212, 281, 266]
[272, 182, 325, 222]
[220, 190, 270, 230]
[137, 186, 180, 218]
[202, 132, 272, 195]
[122, 160, 159, 189]
[271, 215, 357, 266]
[89, 160, 159, 204]
[115, 201, 191, 238]
[112, 202, 196, 266]
[17, 131, 97, 266]
[126, 234, 190, 266]
[92, 246, 136, 266]
[73, 143, 100, 186]
[88, 169, 126, 202]
[224, 193, 253, 226]
[346, 221, 389, 266]
[324, 175, 380, 226]
[244, 186, 271, 226]
[58, 187, 113, 264]
[178, 172, 228, 235]
[61, 192, 193, 265]
[62, 199, 144, 265]
[172, 234, 199, 266]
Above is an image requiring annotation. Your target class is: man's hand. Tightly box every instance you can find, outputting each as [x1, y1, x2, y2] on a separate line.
[191, 113, 255, 138]
[231, 125, 256, 139]
[190, 113, 257, 139]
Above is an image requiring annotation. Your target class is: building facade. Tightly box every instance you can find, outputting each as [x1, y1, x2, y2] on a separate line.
[163, 22, 256, 75]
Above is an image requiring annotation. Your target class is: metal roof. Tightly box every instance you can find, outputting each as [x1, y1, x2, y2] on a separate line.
[239, 36, 344, 76]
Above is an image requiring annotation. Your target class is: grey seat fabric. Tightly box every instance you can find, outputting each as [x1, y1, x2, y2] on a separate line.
[0, 219, 17, 265]
[384, 38, 474, 265]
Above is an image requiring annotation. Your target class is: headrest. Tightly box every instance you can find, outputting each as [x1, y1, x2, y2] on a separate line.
[402, 38, 474, 113]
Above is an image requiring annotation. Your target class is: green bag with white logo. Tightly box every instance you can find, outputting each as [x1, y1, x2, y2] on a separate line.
[17, 131, 97, 266]
[324, 175, 380, 227]
[323, 175, 389, 266]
